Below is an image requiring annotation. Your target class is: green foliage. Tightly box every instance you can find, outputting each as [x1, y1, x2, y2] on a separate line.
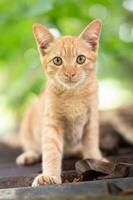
[0, 0, 133, 119]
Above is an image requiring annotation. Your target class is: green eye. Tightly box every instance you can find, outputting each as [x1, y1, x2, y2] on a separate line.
[53, 56, 62, 66]
[76, 55, 86, 64]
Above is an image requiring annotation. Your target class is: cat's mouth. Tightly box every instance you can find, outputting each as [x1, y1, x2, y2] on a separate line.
[64, 79, 78, 84]
[55, 74, 86, 90]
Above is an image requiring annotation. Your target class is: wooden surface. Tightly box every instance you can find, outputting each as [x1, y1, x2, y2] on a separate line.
[0, 177, 133, 199]
[0, 143, 80, 189]
[0, 139, 133, 199]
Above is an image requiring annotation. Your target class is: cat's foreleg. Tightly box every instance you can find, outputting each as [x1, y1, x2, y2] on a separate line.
[32, 121, 63, 186]
[82, 101, 106, 161]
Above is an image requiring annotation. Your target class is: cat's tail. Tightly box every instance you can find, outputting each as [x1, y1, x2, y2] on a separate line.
[1, 132, 22, 148]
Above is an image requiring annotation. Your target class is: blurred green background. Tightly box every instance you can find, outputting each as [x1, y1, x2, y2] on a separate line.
[0, 0, 133, 134]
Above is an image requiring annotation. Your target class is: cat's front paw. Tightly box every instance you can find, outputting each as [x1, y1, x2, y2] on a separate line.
[32, 174, 61, 187]
[83, 151, 109, 162]
[100, 157, 109, 162]
[95, 153, 109, 162]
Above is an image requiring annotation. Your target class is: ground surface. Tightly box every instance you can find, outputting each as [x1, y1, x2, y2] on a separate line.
[0, 142, 133, 199]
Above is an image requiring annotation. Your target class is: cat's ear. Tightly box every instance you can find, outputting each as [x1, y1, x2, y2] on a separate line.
[79, 20, 102, 51]
[32, 23, 54, 55]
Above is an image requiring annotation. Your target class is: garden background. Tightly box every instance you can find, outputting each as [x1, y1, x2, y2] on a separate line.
[0, 0, 133, 134]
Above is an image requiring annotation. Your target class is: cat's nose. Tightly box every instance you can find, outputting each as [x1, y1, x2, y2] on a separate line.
[64, 71, 76, 79]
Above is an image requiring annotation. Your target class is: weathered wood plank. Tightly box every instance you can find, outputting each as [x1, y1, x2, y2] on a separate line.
[0, 142, 133, 199]
[0, 177, 133, 199]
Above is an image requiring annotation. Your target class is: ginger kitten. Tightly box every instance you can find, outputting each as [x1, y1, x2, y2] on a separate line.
[16, 20, 105, 186]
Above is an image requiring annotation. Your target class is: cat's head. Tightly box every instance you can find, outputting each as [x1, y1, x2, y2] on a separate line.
[33, 20, 102, 89]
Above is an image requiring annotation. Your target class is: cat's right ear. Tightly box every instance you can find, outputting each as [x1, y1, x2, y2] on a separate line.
[32, 23, 54, 55]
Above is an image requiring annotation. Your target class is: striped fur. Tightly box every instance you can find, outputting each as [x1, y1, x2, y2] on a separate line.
[16, 20, 106, 186]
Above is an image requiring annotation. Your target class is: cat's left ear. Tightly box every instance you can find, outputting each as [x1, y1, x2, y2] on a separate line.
[79, 19, 102, 51]
[32, 23, 54, 55]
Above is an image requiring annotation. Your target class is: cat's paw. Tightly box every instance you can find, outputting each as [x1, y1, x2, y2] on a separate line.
[99, 156, 109, 162]
[95, 152, 109, 162]
[83, 151, 109, 163]
[16, 151, 40, 165]
[32, 174, 61, 187]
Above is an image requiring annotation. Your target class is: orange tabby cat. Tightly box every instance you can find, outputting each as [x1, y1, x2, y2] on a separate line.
[15, 20, 105, 186]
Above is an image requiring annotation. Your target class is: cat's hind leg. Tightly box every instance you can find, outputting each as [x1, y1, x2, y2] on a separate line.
[16, 105, 41, 166]
[16, 150, 40, 165]
[16, 130, 41, 165]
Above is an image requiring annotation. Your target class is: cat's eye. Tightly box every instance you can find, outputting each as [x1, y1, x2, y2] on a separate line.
[76, 55, 86, 64]
[53, 56, 63, 66]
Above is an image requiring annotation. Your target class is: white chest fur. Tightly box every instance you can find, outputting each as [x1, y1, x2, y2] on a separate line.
[50, 93, 91, 147]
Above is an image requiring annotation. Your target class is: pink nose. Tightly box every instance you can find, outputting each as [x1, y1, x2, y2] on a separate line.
[64, 71, 76, 79]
